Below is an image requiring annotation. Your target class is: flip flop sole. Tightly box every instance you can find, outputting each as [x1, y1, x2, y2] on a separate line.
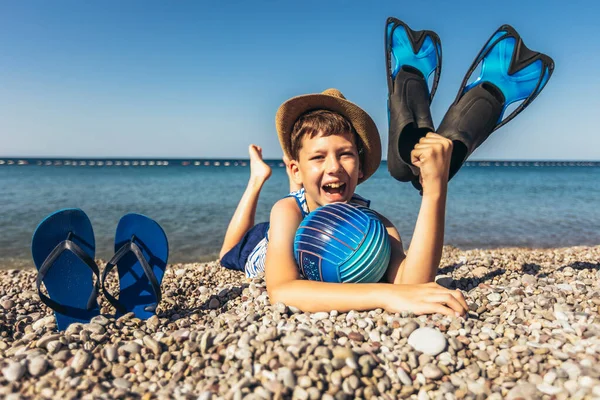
[113, 214, 169, 319]
[31, 209, 99, 330]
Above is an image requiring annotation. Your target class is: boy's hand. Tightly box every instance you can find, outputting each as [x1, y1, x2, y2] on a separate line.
[411, 133, 453, 194]
[385, 282, 468, 317]
[385, 282, 469, 316]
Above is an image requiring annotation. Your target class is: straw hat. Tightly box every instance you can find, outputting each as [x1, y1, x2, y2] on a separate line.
[275, 88, 382, 184]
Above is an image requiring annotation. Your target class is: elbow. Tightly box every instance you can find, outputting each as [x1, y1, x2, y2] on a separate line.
[267, 285, 285, 305]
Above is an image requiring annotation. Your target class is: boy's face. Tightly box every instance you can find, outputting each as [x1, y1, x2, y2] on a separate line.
[290, 131, 363, 211]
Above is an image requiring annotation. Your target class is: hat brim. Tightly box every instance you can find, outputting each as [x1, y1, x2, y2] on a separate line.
[276, 93, 381, 184]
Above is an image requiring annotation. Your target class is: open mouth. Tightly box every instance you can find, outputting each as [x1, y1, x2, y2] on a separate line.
[322, 182, 347, 198]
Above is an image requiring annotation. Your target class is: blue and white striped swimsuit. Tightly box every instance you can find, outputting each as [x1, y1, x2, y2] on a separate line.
[243, 188, 371, 278]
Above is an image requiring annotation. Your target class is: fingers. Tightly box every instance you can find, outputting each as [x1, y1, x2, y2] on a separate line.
[429, 294, 467, 316]
[425, 282, 469, 315]
[411, 151, 422, 167]
[419, 303, 458, 317]
[452, 289, 469, 312]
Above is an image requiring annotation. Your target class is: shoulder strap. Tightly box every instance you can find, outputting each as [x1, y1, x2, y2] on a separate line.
[350, 193, 371, 208]
[284, 188, 310, 218]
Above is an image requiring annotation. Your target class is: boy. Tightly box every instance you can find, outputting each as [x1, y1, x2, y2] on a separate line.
[220, 89, 468, 317]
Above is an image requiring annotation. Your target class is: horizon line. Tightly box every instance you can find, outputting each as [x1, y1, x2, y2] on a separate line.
[1, 157, 600, 163]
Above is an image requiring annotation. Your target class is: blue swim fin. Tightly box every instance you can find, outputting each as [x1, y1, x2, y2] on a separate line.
[437, 24, 554, 182]
[32, 209, 100, 331]
[386, 17, 442, 182]
[101, 214, 168, 320]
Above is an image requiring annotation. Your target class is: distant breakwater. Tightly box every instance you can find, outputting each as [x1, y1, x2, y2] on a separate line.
[0, 158, 599, 168]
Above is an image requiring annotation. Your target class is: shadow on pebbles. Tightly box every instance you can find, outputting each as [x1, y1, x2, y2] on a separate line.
[1, 245, 600, 399]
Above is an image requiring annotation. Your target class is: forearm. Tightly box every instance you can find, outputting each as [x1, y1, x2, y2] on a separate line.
[269, 280, 391, 313]
[401, 183, 448, 284]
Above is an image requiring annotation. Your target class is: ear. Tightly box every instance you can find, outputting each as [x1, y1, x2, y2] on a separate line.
[358, 165, 364, 180]
[289, 159, 303, 185]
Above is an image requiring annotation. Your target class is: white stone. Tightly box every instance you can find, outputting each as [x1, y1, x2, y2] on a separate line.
[543, 371, 557, 384]
[407, 327, 447, 356]
[537, 383, 563, 395]
[310, 312, 329, 320]
[556, 284, 573, 292]
[2, 362, 25, 382]
[487, 292, 502, 302]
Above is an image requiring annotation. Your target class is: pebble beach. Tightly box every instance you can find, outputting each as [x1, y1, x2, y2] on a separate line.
[1, 246, 599, 400]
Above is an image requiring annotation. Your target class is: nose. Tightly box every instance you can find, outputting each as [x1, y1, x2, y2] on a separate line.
[325, 155, 342, 174]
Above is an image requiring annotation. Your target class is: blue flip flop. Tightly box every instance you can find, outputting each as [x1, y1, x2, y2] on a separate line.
[31, 208, 100, 331]
[101, 214, 169, 319]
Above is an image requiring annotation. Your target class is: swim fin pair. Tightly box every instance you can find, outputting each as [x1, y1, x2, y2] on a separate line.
[386, 18, 554, 191]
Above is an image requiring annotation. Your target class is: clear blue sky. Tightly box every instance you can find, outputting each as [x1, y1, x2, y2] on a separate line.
[1, 0, 598, 160]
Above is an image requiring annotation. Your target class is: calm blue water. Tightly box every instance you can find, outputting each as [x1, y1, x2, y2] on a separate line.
[1, 162, 599, 269]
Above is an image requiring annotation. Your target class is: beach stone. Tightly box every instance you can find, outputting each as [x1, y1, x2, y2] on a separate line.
[119, 342, 141, 356]
[1, 299, 14, 310]
[85, 323, 106, 334]
[332, 347, 354, 361]
[90, 315, 110, 325]
[143, 335, 162, 356]
[146, 315, 159, 330]
[522, 275, 537, 286]
[113, 378, 132, 390]
[208, 298, 220, 309]
[422, 364, 443, 380]
[408, 327, 447, 356]
[293, 387, 309, 400]
[28, 356, 48, 377]
[2, 362, 25, 382]
[474, 350, 490, 362]
[160, 351, 171, 365]
[104, 345, 117, 362]
[278, 367, 295, 389]
[36, 334, 61, 349]
[32, 315, 54, 330]
[72, 349, 92, 373]
[401, 321, 419, 338]
[506, 383, 538, 400]
[487, 292, 501, 302]
[537, 383, 563, 395]
[311, 312, 329, 320]
[557, 284, 573, 292]
[472, 267, 488, 278]
[397, 368, 413, 385]
[111, 364, 127, 378]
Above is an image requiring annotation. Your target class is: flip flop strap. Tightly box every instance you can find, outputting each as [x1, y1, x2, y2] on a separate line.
[37, 239, 100, 316]
[101, 240, 162, 314]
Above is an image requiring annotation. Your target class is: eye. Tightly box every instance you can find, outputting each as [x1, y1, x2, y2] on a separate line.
[310, 155, 324, 160]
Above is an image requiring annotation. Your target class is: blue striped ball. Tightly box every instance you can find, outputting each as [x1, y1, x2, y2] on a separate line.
[294, 203, 391, 283]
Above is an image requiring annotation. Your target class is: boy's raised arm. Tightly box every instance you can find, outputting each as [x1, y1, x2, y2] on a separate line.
[399, 132, 453, 284]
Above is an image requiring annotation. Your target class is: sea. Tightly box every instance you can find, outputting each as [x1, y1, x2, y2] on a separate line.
[1, 158, 599, 270]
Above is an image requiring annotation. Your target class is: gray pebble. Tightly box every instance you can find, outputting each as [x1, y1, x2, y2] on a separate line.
[28, 356, 48, 377]
[143, 335, 162, 356]
[422, 364, 443, 380]
[401, 321, 419, 338]
[113, 377, 132, 389]
[72, 349, 92, 373]
[2, 362, 25, 382]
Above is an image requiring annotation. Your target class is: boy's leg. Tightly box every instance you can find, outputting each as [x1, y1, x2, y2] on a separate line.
[283, 155, 302, 193]
[220, 145, 272, 259]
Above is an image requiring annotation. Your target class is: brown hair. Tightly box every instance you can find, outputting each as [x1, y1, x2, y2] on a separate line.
[289, 109, 365, 165]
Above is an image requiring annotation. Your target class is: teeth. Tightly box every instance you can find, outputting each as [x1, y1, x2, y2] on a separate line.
[325, 182, 343, 189]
